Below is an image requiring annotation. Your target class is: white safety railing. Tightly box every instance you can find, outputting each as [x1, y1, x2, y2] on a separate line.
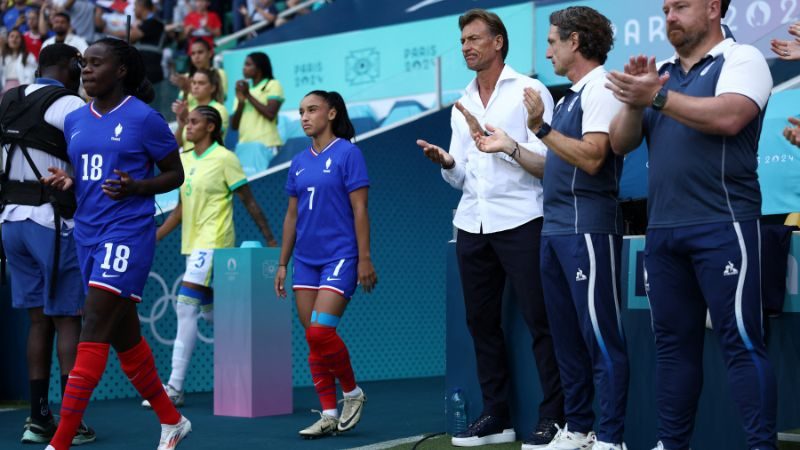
[215, 0, 322, 49]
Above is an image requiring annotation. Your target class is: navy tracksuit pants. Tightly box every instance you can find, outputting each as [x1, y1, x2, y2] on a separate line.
[645, 220, 777, 450]
[541, 233, 629, 444]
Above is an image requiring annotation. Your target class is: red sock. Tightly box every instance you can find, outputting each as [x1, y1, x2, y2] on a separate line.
[306, 326, 357, 393]
[50, 342, 109, 450]
[118, 337, 180, 425]
[308, 350, 337, 410]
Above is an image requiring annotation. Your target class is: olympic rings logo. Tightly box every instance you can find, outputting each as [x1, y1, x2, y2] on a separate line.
[138, 271, 214, 346]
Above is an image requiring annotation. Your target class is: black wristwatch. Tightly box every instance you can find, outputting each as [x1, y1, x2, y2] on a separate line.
[652, 87, 669, 111]
[534, 122, 552, 139]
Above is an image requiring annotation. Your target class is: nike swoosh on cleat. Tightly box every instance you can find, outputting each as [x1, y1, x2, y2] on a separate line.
[338, 416, 356, 429]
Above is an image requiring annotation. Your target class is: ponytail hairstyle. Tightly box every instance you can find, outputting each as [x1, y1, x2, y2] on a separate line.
[194, 67, 224, 104]
[305, 90, 355, 140]
[193, 105, 224, 146]
[94, 37, 155, 104]
[246, 51, 274, 81]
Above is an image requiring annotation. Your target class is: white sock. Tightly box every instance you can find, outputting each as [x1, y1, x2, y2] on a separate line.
[169, 302, 200, 392]
[323, 408, 339, 418]
[343, 386, 362, 398]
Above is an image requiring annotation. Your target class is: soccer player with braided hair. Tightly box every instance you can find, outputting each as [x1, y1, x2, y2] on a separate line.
[41, 37, 190, 450]
[150, 105, 277, 409]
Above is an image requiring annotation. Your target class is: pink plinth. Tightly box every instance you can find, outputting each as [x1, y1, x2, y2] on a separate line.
[213, 247, 293, 417]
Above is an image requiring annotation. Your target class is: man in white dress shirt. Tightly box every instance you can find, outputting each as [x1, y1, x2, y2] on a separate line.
[416, 8, 564, 448]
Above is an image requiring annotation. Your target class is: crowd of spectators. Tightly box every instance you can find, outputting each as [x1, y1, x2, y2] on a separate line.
[0, 0, 332, 93]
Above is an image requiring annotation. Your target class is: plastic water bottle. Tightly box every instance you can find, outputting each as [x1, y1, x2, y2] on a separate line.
[451, 388, 467, 435]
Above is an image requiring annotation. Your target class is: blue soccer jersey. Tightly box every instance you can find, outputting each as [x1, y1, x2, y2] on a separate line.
[285, 138, 370, 265]
[65, 96, 178, 245]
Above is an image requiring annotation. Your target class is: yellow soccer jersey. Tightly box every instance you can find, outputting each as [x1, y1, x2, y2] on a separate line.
[179, 142, 247, 254]
[234, 78, 284, 147]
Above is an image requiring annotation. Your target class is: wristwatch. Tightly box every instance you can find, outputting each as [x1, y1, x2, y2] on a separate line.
[534, 122, 552, 139]
[652, 87, 669, 111]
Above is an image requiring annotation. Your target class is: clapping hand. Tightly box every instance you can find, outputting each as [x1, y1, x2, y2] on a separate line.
[784, 117, 800, 146]
[235, 80, 249, 101]
[172, 99, 189, 125]
[474, 124, 516, 155]
[416, 139, 455, 168]
[606, 55, 670, 109]
[523, 87, 546, 132]
[454, 101, 484, 137]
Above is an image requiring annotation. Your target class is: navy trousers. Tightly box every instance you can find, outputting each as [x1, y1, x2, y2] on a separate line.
[541, 233, 629, 443]
[645, 220, 776, 450]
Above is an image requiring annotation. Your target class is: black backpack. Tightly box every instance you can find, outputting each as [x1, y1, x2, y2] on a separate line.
[0, 84, 81, 298]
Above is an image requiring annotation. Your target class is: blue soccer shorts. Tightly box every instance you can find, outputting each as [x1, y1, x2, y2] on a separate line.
[76, 233, 155, 302]
[292, 257, 358, 300]
[2, 219, 85, 316]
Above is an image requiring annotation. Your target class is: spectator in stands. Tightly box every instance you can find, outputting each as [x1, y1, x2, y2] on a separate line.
[231, 51, 284, 174]
[164, 0, 191, 37]
[275, 0, 312, 27]
[238, 0, 277, 31]
[104, 0, 165, 84]
[172, 68, 228, 150]
[182, 0, 221, 49]
[23, 7, 49, 59]
[1, 28, 37, 93]
[169, 38, 227, 101]
[3, 0, 33, 33]
[93, 0, 129, 40]
[40, 12, 87, 55]
[39, 0, 97, 44]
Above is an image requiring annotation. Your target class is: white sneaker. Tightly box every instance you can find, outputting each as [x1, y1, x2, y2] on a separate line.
[157, 415, 191, 449]
[543, 424, 595, 449]
[299, 410, 339, 439]
[593, 436, 628, 450]
[143, 384, 184, 408]
[338, 390, 366, 432]
[651, 442, 690, 450]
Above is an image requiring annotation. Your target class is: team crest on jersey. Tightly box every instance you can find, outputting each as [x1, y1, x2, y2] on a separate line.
[324, 157, 332, 173]
[112, 123, 123, 142]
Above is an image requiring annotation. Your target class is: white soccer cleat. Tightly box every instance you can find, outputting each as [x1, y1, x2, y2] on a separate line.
[157, 415, 191, 449]
[298, 411, 339, 439]
[338, 390, 366, 432]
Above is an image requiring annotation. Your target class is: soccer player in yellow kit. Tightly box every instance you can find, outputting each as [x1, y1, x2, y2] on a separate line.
[147, 106, 278, 407]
